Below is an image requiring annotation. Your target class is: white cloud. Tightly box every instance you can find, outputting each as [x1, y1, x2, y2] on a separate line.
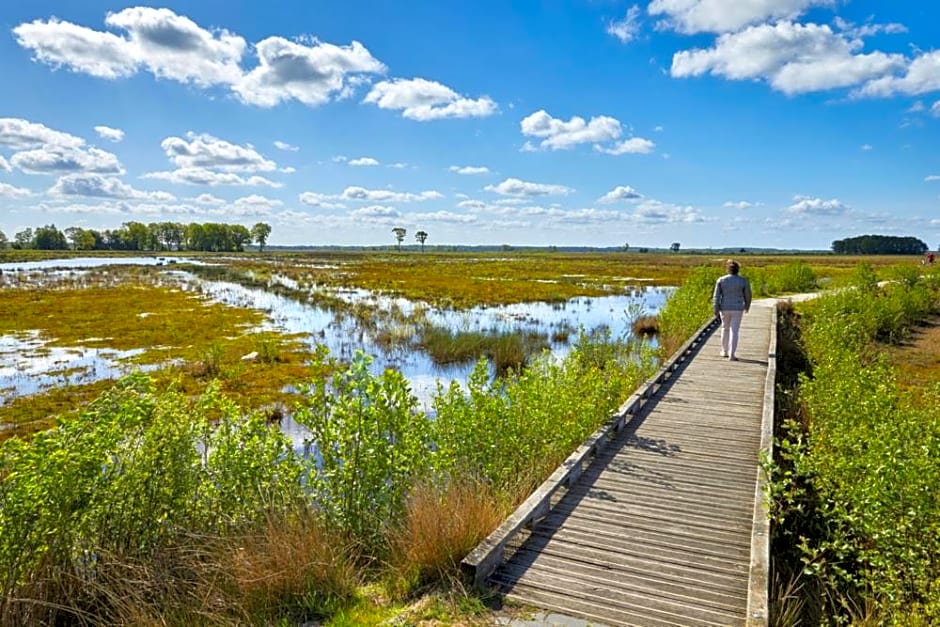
[629, 200, 705, 223]
[607, 5, 642, 43]
[280, 166, 296, 174]
[0, 156, 10, 172]
[786, 195, 849, 215]
[925, 175, 940, 182]
[364, 78, 497, 121]
[860, 144, 873, 151]
[907, 101, 926, 113]
[450, 165, 490, 175]
[350, 205, 400, 218]
[932, 101, 940, 117]
[388, 162, 408, 169]
[598, 185, 643, 203]
[723, 200, 757, 209]
[233, 194, 282, 209]
[0, 117, 85, 149]
[194, 193, 225, 204]
[0, 182, 32, 198]
[457, 199, 488, 210]
[332, 155, 347, 163]
[832, 17, 907, 39]
[49, 173, 174, 200]
[672, 22, 906, 95]
[299, 192, 347, 210]
[597, 137, 656, 155]
[484, 177, 574, 197]
[648, 0, 832, 34]
[143, 167, 280, 187]
[520, 110, 622, 150]
[341, 186, 443, 202]
[235, 36, 384, 107]
[11, 145, 124, 175]
[14, 7, 245, 86]
[349, 157, 380, 166]
[859, 51, 940, 97]
[409, 210, 477, 223]
[274, 140, 299, 152]
[161, 132, 276, 171]
[94, 125, 125, 142]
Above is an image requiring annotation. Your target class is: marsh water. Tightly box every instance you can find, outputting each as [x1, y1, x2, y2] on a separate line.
[1, 257, 672, 446]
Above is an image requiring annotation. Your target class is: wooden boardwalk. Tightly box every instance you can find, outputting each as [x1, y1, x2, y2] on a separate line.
[466, 302, 776, 626]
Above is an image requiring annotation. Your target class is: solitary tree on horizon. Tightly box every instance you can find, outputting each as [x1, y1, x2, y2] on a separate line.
[415, 230, 428, 252]
[670, 242, 681, 252]
[393, 227, 407, 251]
[251, 222, 272, 252]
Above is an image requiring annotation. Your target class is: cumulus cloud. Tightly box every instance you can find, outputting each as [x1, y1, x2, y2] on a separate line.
[598, 185, 643, 203]
[11, 145, 124, 175]
[363, 78, 497, 121]
[671, 22, 906, 95]
[94, 125, 125, 142]
[932, 101, 940, 117]
[0, 182, 32, 198]
[925, 175, 940, 182]
[194, 193, 225, 204]
[143, 167, 280, 187]
[723, 200, 758, 209]
[607, 5, 642, 43]
[0, 156, 10, 172]
[233, 194, 282, 209]
[648, 0, 832, 34]
[597, 137, 656, 155]
[298, 192, 347, 210]
[520, 110, 622, 150]
[629, 200, 705, 224]
[49, 172, 174, 200]
[484, 177, 574, 197]
[274, 140, 299, 151]
[450, 165, 490, 175]
[349, 157, 379, 166]
[14, 7, 245, 85]
[235, 36, 384, 107]
[341, 186, 443, 202]
[786, 195, 849, 215]
[0, 117, 85, 149]
[161, 132, 276, 171]
[350, 205, 400, 219]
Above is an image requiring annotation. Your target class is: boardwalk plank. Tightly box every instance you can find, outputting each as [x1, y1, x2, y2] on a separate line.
[489, 304, 774, 626]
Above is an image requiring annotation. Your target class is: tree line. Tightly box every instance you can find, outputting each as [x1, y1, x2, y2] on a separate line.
[0, 221, 272, 253]
[831, 234, 929, 255]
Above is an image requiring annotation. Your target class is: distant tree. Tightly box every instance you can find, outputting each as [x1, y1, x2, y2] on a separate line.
[623, 242, 629, 252]
[251, 222, 272, 252]
[230, 224, 252, 252]
[0, 230, 7, 250]
[65, 226, 96, 250]
[831, 234, 927, 255]
[392, 227, 407, 251]
[13, 228, 33, 249]
[415, 230, 428, 252]
[33, 224, 68, 250]
[670, 242, 681, 252]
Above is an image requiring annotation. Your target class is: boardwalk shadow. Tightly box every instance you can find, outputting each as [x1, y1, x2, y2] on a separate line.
[492, 327, 711, 592]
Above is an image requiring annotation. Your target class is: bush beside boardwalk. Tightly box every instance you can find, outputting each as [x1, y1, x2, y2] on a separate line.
[769, 265, 940, 624]
[0, 330, 655, 625]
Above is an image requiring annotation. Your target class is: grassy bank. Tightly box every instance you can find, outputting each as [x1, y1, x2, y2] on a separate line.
[769, 265, 940, 624]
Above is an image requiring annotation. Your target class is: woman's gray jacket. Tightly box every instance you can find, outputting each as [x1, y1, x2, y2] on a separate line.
[713, 274, 752, 312]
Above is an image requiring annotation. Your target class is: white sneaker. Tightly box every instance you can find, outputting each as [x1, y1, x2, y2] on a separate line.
[719, 351, 728, 357]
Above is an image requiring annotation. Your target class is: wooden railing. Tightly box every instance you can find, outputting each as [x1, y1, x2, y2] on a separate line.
[461, 316, 721, 588]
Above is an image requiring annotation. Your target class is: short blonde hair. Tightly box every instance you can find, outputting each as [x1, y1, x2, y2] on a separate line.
[726, 260, 740, 274]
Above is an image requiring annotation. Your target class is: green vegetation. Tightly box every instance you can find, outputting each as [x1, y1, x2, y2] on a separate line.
[831, 234, 928, 255]
[768, 265, 940, 624]
[0, 328, 654, 624]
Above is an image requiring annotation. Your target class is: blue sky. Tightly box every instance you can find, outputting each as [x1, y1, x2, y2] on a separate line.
[1, 0, 939, 250]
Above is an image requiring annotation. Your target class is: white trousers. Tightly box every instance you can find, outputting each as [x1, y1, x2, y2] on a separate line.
[719, 310, 744, 357]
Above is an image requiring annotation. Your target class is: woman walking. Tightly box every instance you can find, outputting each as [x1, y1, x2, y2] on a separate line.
[713, 259, 752, 361]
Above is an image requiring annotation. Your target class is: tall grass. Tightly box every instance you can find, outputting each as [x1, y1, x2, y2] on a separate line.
[657, 265, 721, 355]
[767, 267, 940, 623]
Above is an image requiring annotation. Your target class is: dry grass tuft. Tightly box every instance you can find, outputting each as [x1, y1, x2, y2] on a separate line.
[630, 314, 659, 338]
[387, 477, 506, 596]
